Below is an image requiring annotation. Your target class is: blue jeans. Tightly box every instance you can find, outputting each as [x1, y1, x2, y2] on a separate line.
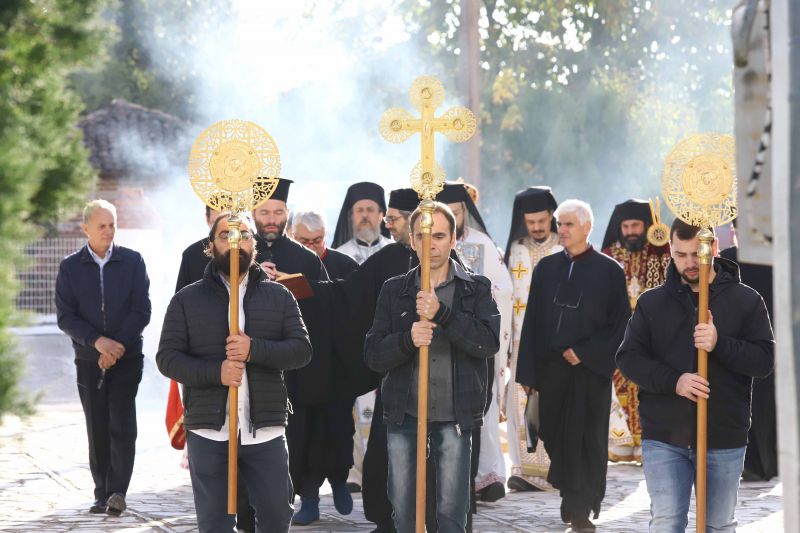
[642, 439, 746, 533]
[386, 416, 471, 533]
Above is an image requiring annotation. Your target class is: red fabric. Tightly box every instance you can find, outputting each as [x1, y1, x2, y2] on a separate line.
[165, 379, 185, 450]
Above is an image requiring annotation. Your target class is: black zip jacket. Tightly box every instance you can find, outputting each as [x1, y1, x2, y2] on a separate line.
[616, 257, 774, 449]
[156, 262, 312, 431]
[364, 261, 501, 431]
[56, 245, 151, 362]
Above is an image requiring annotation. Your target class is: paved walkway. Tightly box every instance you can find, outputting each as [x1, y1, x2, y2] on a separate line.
[0, 331, 785, 532]
[0, 402, 784, 532]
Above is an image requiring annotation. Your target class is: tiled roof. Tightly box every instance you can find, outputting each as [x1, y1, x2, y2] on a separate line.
[79, 99, 190, 178]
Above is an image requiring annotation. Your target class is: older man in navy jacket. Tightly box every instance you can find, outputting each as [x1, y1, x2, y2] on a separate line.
[56, 199, 151, 516]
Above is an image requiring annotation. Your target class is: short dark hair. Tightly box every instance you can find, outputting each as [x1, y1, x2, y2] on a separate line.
[409, 201, 456, 236]
[670, 218, 716, 241]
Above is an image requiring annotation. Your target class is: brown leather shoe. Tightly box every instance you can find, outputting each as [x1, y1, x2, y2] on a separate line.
[570, 515, 597, 532]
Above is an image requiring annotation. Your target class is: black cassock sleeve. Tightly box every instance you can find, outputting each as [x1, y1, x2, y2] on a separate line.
[572, 262, 630, 379]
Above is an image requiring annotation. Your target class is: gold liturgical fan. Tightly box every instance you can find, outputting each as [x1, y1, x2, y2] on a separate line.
[661, 132, 736, 533]
[188, 119, 282, 515]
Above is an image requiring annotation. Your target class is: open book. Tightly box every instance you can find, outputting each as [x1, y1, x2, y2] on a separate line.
[275, 273, 313, 300]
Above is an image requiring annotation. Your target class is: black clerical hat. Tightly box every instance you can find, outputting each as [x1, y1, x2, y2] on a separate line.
[503, 186, 559, 264]
[332, 182, 390, 248]
[435, 182, 490, 237]
[388, 188, 420, 212]
[265, 178, 293, 203]
[601, 199, 653, 249]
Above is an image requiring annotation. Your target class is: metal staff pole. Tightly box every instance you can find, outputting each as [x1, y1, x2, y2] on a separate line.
[695, 227, 714, 532]
[415, 200, 434, 533]
[227, 212, 242, 515]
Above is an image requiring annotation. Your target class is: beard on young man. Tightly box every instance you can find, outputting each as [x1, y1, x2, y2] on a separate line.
[213, 247, 254, 276]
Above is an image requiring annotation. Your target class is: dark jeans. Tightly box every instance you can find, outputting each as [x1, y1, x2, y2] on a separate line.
[75, 357, 142, 501]
[186, 431, 294, 533]
[387, 416, 472, 533]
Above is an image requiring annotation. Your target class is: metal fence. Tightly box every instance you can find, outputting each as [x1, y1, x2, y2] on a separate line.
[15, 238, 84, 317]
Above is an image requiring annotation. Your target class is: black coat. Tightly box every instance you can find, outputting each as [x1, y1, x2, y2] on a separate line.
[156, 262, 312, 431]
[254, 234, 333, 405]
[516, 246, 630, 519]
[720, 246, 778, 480]
[616, 257, 774, 449]
[175, 237, 210, 293]
[364, 262, 500, 431]
[56, 245, 151, 362]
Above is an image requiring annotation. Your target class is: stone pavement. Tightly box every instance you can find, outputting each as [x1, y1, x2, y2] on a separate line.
[0, 330, 785, 532]
[0, 402, 784, 532]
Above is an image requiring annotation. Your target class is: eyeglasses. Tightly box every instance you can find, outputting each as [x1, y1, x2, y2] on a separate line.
[297, 236, 325, 246]
[553, 283, 582, 309]
[383, 215, 405, 224]
[216, 230, 254, 241]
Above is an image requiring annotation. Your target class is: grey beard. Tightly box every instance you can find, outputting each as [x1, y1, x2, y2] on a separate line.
[355, 225, 380, 244]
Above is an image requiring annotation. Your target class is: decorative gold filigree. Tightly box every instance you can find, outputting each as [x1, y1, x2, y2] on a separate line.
[662, 132, 736, 228]
[380, 108, 416, 144]
[379, 76, 477, 202]
[189, 119, 281, 212]
[440, 107, 477, 143]
[410, 160, 446, 200]
[409, 76, 445, 112]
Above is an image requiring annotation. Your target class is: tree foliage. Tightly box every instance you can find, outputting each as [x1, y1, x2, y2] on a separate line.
[399, 0, 734, 237]
[0, 0, 106, 417]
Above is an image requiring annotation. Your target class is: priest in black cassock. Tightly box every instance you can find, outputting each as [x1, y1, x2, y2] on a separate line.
[721, 236, 777, 481]
[174, 205, 221, 292]
[251, 179, 348, 526]
[332, 181, 392, 264]
[516, 199, 630, 533]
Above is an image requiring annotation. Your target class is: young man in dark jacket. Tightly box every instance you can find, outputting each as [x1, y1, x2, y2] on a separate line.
[616, 219, 774, 533]
[56, 199, 151, 516]
[157, 214, 312, 533]
[365, 202, 501, 533]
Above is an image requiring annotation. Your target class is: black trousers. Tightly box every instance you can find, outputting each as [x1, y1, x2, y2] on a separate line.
[287, 398, 356, 497]
[187, 432, 294, 533]
[75, 356, 142, 501]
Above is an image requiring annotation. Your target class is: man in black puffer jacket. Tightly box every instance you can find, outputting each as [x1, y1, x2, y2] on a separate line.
[157, 213, 312, 533]
[616, 219, 774, 533]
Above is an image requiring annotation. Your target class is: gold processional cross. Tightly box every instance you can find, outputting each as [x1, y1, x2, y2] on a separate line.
[379, 76, 476, 533]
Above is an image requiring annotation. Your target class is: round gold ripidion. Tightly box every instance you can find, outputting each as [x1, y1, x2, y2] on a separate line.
[189, 119, 281, 212]
[662, 132, 736, 228]
[411, 160, 445, 200]
[647, 223, 670, 247]
[409, 76, 445, 112]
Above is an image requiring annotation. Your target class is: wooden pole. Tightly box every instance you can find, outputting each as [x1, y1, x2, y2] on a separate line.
[695, 228, 713, 532]
[415, 200, 434, 533]
[227, 213, 242, 515]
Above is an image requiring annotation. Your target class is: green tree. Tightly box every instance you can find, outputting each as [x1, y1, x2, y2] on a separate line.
[0, 0, 106, 417]
[71, 0, 231, 121]
[399, 0, 733, 237]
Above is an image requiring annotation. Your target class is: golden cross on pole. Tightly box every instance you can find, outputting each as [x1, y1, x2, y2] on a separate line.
[380, 76, 477, 533]
[511, 262, 528, 280]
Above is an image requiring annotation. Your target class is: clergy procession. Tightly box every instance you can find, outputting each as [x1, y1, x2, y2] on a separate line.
[53, 118, 777, 533]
